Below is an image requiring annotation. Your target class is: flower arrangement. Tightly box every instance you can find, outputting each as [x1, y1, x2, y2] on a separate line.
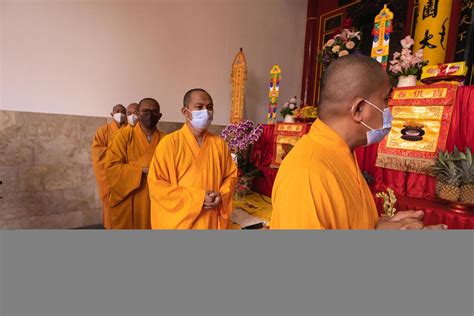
[280, 96, 301, 118]
[319, 20, 361, 70]
[293, 105, 318, 123]
[388, 36, 428, 78]
[375, 187, 397, 218]
[220, 120, 264, 178]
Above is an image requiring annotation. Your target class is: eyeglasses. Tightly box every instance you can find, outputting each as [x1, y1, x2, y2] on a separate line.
[140, 109, 161, 115]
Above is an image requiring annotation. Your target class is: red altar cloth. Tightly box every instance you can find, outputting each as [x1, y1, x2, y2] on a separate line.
[373, 192, 474, 229]
[355, 85, 474, 199]
[251, 124, 277, 197]
[250, 86, 474, 228]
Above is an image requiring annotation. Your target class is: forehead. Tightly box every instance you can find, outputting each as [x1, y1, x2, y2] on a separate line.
[189, 91, 212, 104]
[127, 103, 139, 110]
[113, 105, 125, 112]
[140, 100, 160, 110]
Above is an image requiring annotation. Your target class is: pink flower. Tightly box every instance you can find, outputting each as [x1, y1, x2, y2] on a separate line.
[338, 50, 349, 57]
[393, 52, 401, 59]
[414, 49, 424, 59]
[389, 64, 402, 74]
[340, 29, 349, 41]
[346, 41, 355, 49]
[326, 39, 335, 47]
[400, 36, 414, 49]
[332, 45, 341, 53]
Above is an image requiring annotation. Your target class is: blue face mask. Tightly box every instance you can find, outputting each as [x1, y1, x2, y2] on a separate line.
[187, 109, 213, 131]
[360, 99, 393, 145]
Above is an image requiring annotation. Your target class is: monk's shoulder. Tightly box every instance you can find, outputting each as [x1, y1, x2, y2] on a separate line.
[281, 136, 335, 175]
[157, 129, 167, 138]
[116, 125, 134, 140]
[207, 132, 226, 146]
[95, 123, 110, 136]
[156, 129, 181, 151]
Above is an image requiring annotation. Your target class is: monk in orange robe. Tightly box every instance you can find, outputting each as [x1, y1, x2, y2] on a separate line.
[271, 55, 447, 230]
[127, 102, 139, 126]
[148, 89, 237, 229]
[105, 98, 165, 229]
[91, 104, 127, 229]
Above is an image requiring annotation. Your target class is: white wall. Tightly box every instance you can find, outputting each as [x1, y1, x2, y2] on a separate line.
[1, 0, 307, 125]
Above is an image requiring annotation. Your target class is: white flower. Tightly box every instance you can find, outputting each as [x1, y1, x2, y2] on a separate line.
[338, 50, 349, 57]
[332, 45, 341, 53]
[346, 41, 355, 50]
[326, 39, 335, 47]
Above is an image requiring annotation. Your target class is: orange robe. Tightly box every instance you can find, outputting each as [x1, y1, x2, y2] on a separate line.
[148, 123, 237, 229]
[105, 123, 165, 229]
[91, 121, 125, 229]
[270, 119, 379, 229]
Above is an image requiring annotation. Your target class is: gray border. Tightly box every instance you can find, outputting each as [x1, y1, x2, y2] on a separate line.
[1, 231, 473, 316]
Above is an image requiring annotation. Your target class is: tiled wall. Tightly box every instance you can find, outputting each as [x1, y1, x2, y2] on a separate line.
[0, 110, 225, 229]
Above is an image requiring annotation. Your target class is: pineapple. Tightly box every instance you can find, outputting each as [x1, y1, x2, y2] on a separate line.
[459, 147, 474, 204]
[432, 150, 462, 201]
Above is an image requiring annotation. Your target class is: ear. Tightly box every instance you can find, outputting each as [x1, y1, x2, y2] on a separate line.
[350, 98, 366, 123]
[181, 107, 188, 117]
[110, 112, 114, 117]
[158, 113, 163, 120]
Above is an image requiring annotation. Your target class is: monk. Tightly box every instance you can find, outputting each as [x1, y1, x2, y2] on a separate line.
[127, 102, 139, 126]
[270, 55, 447, 230]
[91, 104, 127, 229]
[148, 88, 237, 229]
[105, 98, 165, 229]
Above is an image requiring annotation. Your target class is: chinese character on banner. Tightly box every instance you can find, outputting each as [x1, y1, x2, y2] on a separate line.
[419, 29, 437, 49]
[454, 0, 474, 63]
[423, 0, 439, 19]
[413, 0, 453, 65]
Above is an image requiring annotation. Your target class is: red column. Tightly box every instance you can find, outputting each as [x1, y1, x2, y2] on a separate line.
[300, 0, 319, 106]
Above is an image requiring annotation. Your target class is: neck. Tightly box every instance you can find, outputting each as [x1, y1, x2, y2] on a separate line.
[140, 123, 156, 136]
[319, 116, 360, 152]
[186, 121, 206, 145]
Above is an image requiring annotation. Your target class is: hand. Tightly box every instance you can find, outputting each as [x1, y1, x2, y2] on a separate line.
[376, 210, 425, 230]
[422, 224, 448, 230]
[142, 168, 149, 175]
[203, 191, 221, 210]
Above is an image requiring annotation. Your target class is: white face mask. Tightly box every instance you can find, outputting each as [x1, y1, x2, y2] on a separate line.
[127, 114, 138, 126]
[113, 113, 126, 124]
[188, 109, 213, 131]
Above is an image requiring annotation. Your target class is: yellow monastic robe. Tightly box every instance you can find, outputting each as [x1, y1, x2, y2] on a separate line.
[270, 119, 379, 229]
[148, 123, 237, 229]
[105, 123, 165, 229]
[91, 121, 125, 229]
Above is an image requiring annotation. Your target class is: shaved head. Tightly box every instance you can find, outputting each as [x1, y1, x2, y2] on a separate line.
[138, 98, 160, 111]
[319, 55, 388, 117]
[112, 104, 126, 113]
[183, 88, 213, 108]
[127, 103, 139, 116]
[127, 103, 139, 111]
